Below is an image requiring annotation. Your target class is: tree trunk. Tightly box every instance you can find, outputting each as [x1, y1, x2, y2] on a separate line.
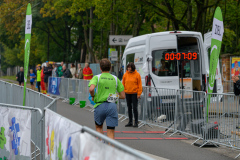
[81, 14, 96, 63]
[187, 1, 192, 30]
[89, 7, 93, 63]
[63, 22, 67, 62]
[68, 25, 71, 61]
[81, 44, 87, 63]
[47, 28, 50, 61]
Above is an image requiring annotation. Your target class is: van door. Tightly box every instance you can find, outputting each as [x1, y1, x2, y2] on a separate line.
[176, 36, 203, 92]
[149, 35, 179, 90]
[203, 32, 223, 94]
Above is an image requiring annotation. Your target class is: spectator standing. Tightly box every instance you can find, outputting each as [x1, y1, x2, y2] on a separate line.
[30, 69, 36, 90]
[16, 67, 24, 86]
[88, 59, 125, 139]
[118, 67, 123, 81]
[83, 63, 93, 80]
[77, 64, 83, 79]
[41, 66, 47, 94]
[44, 61, 52, 92]
[62, 65, 71, 78]
[233, 75, 240, 95]
[70, 63, 76, 92]
[57, 61, 64, 77]
[122, 62, 142, 127]
[52, 63, 57, 77]
[36, 66, 41, 92]
[70, 63, 76, 79]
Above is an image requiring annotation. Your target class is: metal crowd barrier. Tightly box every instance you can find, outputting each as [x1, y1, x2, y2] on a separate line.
[42, 107, 153, 160]
[0, 79, 152, 159]
[0, 103, 43, 160]
[0, 80, 57, 159]
[48, 77, 94, 110]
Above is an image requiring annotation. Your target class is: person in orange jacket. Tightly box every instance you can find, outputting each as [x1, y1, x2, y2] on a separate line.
[122, 62, 142, 127]
[41, 66, 47, 94]
[83, 63, 93, 80]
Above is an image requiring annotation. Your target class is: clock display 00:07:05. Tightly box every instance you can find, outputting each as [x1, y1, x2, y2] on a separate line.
[164, 52, 198, 61]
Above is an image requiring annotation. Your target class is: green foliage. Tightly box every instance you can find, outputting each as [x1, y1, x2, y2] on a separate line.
[0, 0, 239, 68]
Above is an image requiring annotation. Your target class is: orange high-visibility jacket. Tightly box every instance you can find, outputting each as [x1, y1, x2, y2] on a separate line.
[122, 70, 142, 96]
[83, 67, 93, 80]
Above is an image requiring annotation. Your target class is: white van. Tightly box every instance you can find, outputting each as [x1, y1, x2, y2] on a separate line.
[122, 31, 223, 94]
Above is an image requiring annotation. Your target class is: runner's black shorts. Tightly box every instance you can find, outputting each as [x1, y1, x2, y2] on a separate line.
[30, 82, 34, 85]
[44, 76, 49, 83]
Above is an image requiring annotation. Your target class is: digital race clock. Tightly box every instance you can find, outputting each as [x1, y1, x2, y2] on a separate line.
[164, 52, 198, 61]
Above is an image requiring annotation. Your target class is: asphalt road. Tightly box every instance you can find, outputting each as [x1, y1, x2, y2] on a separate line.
[57, 100, 235, 160]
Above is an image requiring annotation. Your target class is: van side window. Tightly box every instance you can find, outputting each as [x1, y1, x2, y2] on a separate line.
[126, 53, 135, 66]
[152, 49, 178, 77]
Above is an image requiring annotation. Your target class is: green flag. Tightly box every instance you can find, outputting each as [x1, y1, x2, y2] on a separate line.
[23, 3, 32, 106]
[207, 7, 224, 122]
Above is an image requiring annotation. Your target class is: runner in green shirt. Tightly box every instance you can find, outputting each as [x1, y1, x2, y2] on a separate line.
[89, 59, 125, 139]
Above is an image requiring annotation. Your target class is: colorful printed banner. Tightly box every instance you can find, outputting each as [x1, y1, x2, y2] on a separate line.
[45, 109, 143, 160]
[79, 132, 139, 160]
[23, 3, 32, 106]
[45, 109, 82, 160]
[231, 57, 240, 76]
[0, 106, 31, 159]
[207, 7, 224, 122]
[48, 77, 61, 95]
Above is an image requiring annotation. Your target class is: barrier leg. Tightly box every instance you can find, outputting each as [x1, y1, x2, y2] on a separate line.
[118, 115, 124, 120]
[191, 138, 201, 145]
[121, 116, 128, 122]
[138, 121, 153, 129]
[235, 153, 240, 159]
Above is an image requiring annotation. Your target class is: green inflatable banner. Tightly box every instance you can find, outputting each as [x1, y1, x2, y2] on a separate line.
[207, 7, 224, 122]
[23, 3, 32, 106]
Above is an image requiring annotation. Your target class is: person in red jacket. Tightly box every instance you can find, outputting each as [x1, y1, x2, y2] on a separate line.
[41, 66, 47, 94]
[83, 63, 93, 80]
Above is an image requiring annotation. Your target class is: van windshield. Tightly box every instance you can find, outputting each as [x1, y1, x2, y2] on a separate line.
[152, 49, 178, 77]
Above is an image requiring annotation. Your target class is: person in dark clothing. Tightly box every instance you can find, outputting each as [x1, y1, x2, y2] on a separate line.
[62, 65, 71, 78]
[233, 75, 240, 95]
[16, 67, 24, 86]
[118, 67, 123, 81]
[44, 61, 52, 92]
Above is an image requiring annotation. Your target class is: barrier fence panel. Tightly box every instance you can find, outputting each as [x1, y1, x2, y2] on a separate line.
[140, 87, 177, 130]
[172, 90, 205, 139]
[0, 103, 42, 160]
[0, 80, 57, 160]
[48, 77, 93, 109]
[44, 108, 153, 160]
[58, 78, 69, 101]
[202, 93, 240, 151]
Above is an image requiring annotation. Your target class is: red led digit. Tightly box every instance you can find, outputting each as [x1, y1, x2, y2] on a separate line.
[165, 53, 170, 60]
[176, 53, 181, 60]
[170, 53, 174, 60]
[193, 52, 197, 60]
[182, 53, 186, 60]
[188, 52, 192, 60]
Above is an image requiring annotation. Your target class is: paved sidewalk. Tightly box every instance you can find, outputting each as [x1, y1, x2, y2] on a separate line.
[57, 100, 236, 160]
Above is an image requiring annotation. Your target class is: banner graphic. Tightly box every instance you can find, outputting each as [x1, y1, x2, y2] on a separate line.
[0, 106, 31, 159]
[23, 3, 32, 106]
[207, 7, 224, 122]
[48, 77, 61, 95]
[79, 132, 139, 160]
[45, 109, 82, 160]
